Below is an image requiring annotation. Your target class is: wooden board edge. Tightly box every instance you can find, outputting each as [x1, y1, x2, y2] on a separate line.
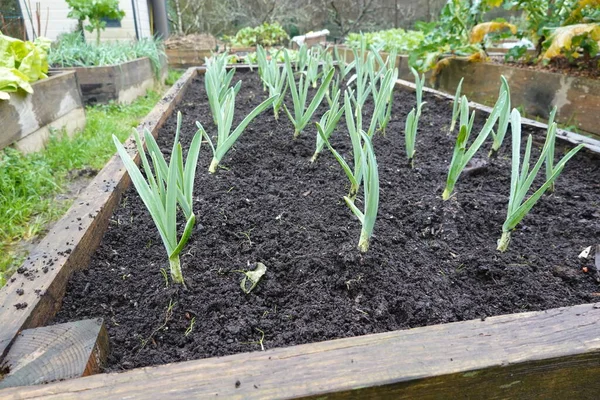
[0, 67, 199, 362]
[395, 78, 600, 154]
[1, 302, 599, 399]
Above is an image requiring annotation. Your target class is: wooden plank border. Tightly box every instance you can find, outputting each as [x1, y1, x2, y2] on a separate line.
[1, 65, 600, 398]
[1, 303, 600, 399]
[0, 66, 199, 362]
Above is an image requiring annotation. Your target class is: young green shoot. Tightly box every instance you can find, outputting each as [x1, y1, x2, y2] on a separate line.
[449, 77, 464, 134]
[311, 86, 343, 163]
[283, 50, 334, 138]
[199, 88, 276, 173]
[318, 91, 364, 200]
[205, 52, 241, 125]
[403, 67, 426, 167]
[345, 130, 379, 252]
[489, 76, 511, 157]
[261, 53, 288, 120]
[112, 112, 202, 284]
[370, 64, 398, 135]
[333, 45, 355, 81]
[442, 92, 507, 200]
[347, 38, 374, 109]
[497, 109, 583, 252]
[545, 106, 558, 193]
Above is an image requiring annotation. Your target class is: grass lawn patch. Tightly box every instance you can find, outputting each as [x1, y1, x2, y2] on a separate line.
[0, 90, 162, 286]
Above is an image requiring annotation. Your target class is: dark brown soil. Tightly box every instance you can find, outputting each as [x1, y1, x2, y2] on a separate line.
[54, 70, 600, 372]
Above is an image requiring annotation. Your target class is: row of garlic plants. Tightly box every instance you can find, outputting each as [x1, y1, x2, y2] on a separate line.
[114, 41, 582, 285]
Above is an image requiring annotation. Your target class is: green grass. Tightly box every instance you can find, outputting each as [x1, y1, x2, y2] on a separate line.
[0, 90, 162, 287]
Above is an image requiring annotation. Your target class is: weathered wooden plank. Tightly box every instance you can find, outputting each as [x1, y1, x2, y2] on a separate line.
[0, 319, 108, 389]
[0, 67, 199, 363]
[1, 303, 599, 399]
[433, 58, 600, 136]
[53, 57, 165, 105]
[0, 71, 84, 151]
[166, 48, 213, 68]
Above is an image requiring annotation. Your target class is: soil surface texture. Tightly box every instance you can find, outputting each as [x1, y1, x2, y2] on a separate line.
[54, 69, 600, 371]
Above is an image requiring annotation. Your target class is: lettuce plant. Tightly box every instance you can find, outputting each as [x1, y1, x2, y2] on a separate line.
[0, 34, 50, 100]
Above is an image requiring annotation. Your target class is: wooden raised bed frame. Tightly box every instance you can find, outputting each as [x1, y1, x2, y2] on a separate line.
[0, 70, 86, 153]
[0, 66, 599, 398]
[52, 57, 168, 106]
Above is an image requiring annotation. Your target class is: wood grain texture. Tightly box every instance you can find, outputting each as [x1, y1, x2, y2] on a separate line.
[0, 67, 199, 364]
[1, 303, 599, 399]
[0, 71, 83, 150]
[0, 319, 108, 389]
[166, 49, 213, 68]
[54, 57, 162, 105]
[433, 58, 600, 136]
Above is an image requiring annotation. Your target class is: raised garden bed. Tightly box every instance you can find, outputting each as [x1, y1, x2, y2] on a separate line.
[166, 48, 213, 68]
[0, 71, 86, 153]
[0, 66, 599, 398]
[51, 57, 168, 106]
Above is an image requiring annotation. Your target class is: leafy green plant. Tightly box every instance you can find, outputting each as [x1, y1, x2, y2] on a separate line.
[504, 45, 529, 62]
[113, 112, 202, 284]
[346, 28, 425, 54]
[497, 109, 583, 251]
[66, 0, 125, 45]
[403, 68, 426, 167]
[227, 22, 289, 47]
[449, 77, 464, 134]
[199, 88, 276, 173]
[48, 33, 165, 77]
[283, 50, 334, 138]
[443, 91, 507, 200]
[489, 76, 511, 157]
[311, 87, 343, 163]
[0, 34, 50, 100]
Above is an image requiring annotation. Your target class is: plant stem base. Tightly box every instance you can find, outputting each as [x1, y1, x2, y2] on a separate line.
[497, 231, 511, 252]
[169, 256, 184, 284]
[209, 158, 219, 174]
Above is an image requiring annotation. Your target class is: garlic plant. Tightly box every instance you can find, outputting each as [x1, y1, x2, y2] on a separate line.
[443, 92, 507, 200]
[489, 76, 511, 157]
[348, 38, 375, 109]
[205, 52, 240, 126]
[403, 67, 426, 167]
[497, 109, 583, 252]
[317, 109, 380, 252]
[260, 51, 288, 120]
[545, 106, 558, 193]
[311, 86, 343, 163]
[113, 112, 201, 284]
[283, 50, 334, 138]
[449, 77, 464, 134]
[370, 62, 398, 134]
[200, 87, 276, 173]
[319, 91, 365, 200]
